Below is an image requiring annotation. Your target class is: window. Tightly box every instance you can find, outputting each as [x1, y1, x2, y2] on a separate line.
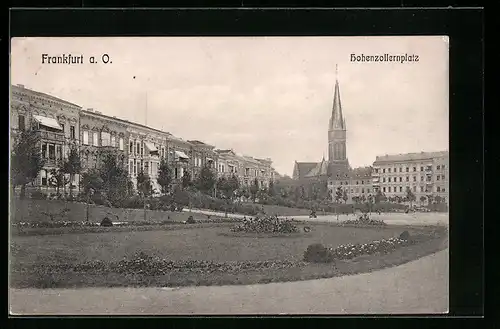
[56, 145, 62, 160]
[383, 187, 386, 193]
[388, 177, 391, 182]
[70, 126, 75, 139]
[388, 187, 391, 193]
[383, 177, 386, 183]
[361, 188, 365, 193]
[406, 176, 409, 182]
[388, 168, 391, 173]
[437, 176, 440, 181]
[406, 167, 409, 172]
[361, 180, 364, 184]
[136, 142, 140, 154]
[18, 114, 25, 131]
[60, 124, 65, 134]
[399, 167, 402, 172]
[351, 189, 353, 193]
[41, 170, 47, 186]
[161, 147, 165, 158]
[367, 188, 370, 193]
[437, 186, 441, 192]
[374, 168, 378, 173]
[399, 177, 402, 182]
[421, 176, 424, 181]
[442, 165, 446, 170]
[437, 165, 441, 170]
[130, 141, 134, 153]
[442, 188, 446, 192]
[83, 131, 89, 145]
[140, 143, 144, 156]
[413, 176, 416, 182]
[420, 166, 424, 171]
[48, 144, 55, 160]
[413, 167, 416, 172]
[133, 159, 137, 175]
[442, 175, 445, 180]
[93, 132, 98, 146]
[119, 138, 124, 151]
[421, 186, 424, 192]
[400, 186, 403, 192]
[129, 161, 133, 174]
[383, 169, 386, 173]
[101, 132, 110, 147]
[356, 181, 359, 185]
[111, 135, 116, 147]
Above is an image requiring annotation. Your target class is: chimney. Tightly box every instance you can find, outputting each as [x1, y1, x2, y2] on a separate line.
[17, 84, 25, 88]
[87, 108, 94, 112]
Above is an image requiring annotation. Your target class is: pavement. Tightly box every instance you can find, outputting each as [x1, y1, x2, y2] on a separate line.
[9, 248, 448, 315]
[186, 208, 449, 227]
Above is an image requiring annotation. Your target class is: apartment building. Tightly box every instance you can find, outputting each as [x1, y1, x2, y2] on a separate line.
[10, 84, 82, 191]
[328, 166, 374, 203]
[372, 151, 449, 204]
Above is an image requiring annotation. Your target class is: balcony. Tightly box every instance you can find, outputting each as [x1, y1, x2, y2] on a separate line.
[36, 130, 65, 142]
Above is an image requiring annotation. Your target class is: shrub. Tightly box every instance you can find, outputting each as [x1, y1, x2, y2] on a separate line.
[186, 215, 196, 224]
[399, 230, 410, 240]
[100, 217, 113, 227]
[303, 243, 335, 263]
[91, 193, 109, 206]
[30, 190, 46, 200]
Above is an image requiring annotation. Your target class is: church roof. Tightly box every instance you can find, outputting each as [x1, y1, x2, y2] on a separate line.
[294, 162, 318, 178]
[305, 158, 329, 177]
[329, 74, 345, 131]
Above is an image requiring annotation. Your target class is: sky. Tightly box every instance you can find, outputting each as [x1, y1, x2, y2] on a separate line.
[11, 36, 449, 177]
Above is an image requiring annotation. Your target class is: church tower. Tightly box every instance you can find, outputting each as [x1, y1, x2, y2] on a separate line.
[328, 65, 349, 172]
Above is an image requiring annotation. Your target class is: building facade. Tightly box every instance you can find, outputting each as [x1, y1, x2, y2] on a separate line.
[372, 151, 449, 204]
[10, 84, 278, 196]
[10, 84, 82, 192]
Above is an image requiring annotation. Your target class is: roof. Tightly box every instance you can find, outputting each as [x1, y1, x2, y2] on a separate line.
[294, 162, 318, 178]
[12, 85, 82, 108]
[348, 166, 373, 178]
[306, 158, 329, 177]
[373, 151, 449, 164]
[187, 140, 215, 149]
[329, 79, 346, 131]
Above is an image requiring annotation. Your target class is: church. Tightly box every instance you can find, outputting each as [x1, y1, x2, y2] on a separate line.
[292, 67, 374, 203]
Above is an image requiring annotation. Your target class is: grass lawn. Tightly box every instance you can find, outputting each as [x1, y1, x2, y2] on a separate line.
[10, 222, 447, 288]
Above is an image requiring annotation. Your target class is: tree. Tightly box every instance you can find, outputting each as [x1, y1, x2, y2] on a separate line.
[374, 189, 384, 204]
[196, 165, 216, 194]
[420, 195, 427, 206]
[96, 150, 129, 205]
[249, 178, 259, 202]
[157, 158, 172, 195]
[216, 177, 228, 199]
[406, 187, 416, 208]
[335, 186, 343, 203]
[426, 194, 434, 205]
[48, 168, 69, 195]
[227, 174, 240, 200]
[268, 179, 276, 197]
[434, 195, 443, 204]
[137, 170, 152, 198]
[11, 129, 45, 199]
[181, 170, 192, 189]
[366, 194, 374, 214]
[81, 169, 104, 195]
[62, 145, 81, 198]
[342, 188, 348, 204]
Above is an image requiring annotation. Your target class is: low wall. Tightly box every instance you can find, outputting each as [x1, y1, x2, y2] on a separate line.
[9, 198, 201, 223]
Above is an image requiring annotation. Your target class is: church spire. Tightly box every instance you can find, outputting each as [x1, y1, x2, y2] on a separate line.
[329, 65, 345, 131]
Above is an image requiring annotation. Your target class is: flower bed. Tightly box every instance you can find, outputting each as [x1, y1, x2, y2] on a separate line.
[341, 215, 387, 227]
[230, 215, 298, 234]
[304, 235, 414, 263]
[13, 251, 302, 277]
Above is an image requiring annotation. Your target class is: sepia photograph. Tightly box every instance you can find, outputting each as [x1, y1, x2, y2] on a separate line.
[9, 36, 449, 315]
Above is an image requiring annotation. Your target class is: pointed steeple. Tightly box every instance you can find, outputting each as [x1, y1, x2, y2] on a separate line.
[329, 64, 345, 131]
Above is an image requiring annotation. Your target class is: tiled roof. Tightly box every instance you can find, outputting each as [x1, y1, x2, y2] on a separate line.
[294, 162, 318, 178]
[306, 158, 329, 177]
[374, 151, 449, 164]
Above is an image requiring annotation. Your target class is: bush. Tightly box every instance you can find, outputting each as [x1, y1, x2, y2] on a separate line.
[186, 215, 196, 224]
[30, 190, 46, 200]
[100, 217, 113, 227]
[91, 193, 109, 206]
[399, 230, 410, 240]
[303, 243, 335, 263]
